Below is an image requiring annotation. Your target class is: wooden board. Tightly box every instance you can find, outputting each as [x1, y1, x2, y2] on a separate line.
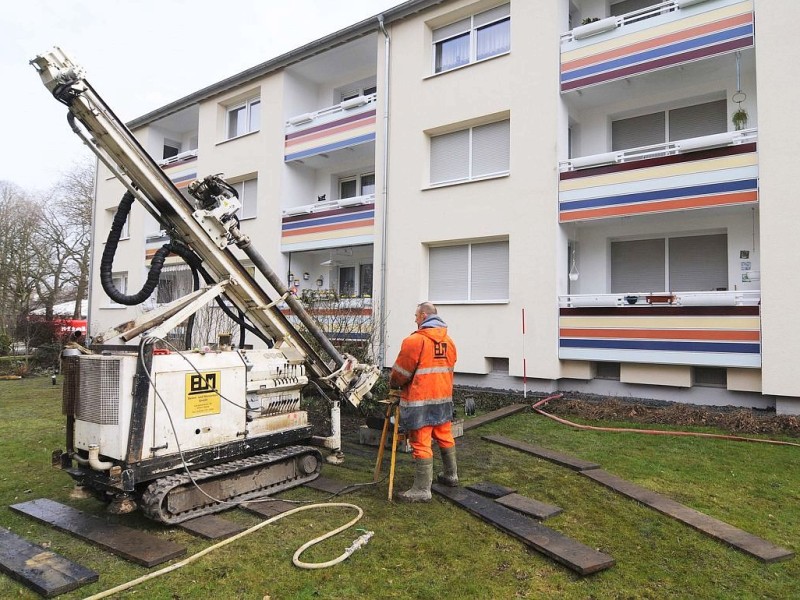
[179, 514, 246, 540]
[462, 404, 527, 431]
[582, 469, 794, 563]
[10, 499, 186, 567]
[241, 499, 296, 519]
[303, 475, 350, 495]
[0, 526, 98, 598]
[466, 481, 517, 498]
[495, 493, 563, 520]
[483, 434, 601, 471]
[432, 484, 614, 575]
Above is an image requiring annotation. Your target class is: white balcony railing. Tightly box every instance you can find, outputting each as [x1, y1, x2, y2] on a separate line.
[157, 148, 198, 167]
[285, 93, 377, 132]
[282, 193, 375, 218]
[559, 128, 757, 172]
[559, 290, 760, 308]
[561, 0, 712, 44]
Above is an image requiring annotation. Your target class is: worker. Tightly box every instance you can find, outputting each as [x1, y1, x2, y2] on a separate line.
[390, 301, 458, 502]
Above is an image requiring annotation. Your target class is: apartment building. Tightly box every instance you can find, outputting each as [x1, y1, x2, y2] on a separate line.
[90, 0, 800, 414]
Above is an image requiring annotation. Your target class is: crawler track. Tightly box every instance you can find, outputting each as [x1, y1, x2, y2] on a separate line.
[140, 445, 322, 524]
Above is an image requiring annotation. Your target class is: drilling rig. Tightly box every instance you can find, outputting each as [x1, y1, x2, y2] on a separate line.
[30, 48, 380, 524]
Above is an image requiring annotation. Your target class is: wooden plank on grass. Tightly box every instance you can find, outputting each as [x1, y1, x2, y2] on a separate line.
[0, 526, 98, 597]
[179, 514, 246, 540]
[466, 481, 517, 498]
[241, 499, 296, 519]
[582, 469, 794, 563]
[303, 475, 350, 495]
[495, 493, 563, 520]
[483, 434, 601, 471]
[10, 498, 185, 567]
[432, 484, 614, 575]
[462, 404, 527, 431]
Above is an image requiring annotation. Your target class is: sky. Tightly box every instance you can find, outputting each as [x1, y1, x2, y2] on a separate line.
[1, 0, 406, 193]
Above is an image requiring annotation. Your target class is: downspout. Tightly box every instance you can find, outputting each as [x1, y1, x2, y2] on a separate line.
[377, 15, 391, 369]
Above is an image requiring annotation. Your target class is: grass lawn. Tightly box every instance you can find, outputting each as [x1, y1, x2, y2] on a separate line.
[0, 377, 797, 599]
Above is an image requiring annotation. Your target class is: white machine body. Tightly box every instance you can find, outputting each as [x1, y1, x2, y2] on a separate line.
[72, 350, 308, 463]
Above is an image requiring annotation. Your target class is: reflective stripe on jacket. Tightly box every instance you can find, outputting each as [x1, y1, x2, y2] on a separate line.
[390, 325, 457, 431]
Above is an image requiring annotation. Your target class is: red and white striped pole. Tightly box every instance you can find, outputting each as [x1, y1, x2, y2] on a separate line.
[521, 308, 527, 399]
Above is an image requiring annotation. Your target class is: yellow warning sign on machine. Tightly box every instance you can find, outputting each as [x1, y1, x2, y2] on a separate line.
[185, 371, 221, 418]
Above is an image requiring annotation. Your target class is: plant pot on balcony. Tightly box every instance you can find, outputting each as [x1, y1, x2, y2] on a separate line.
[732, 108, 748, 131]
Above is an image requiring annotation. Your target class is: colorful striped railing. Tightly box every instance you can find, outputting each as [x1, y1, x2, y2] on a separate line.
[559, 304, 760, 368]
[561, 0, 754, 92]
[559, 142, 757, 222]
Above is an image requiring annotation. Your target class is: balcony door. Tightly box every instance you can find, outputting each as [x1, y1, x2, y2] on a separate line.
[611, 233, 728, 293]
[612, 99, 727, 151]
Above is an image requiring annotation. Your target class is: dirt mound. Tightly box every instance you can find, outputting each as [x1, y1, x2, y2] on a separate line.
[454, 389, 800, 438]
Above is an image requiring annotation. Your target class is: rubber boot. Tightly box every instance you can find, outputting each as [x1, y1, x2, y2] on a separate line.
[437, 445, 459, 487]
[397, 457, 433, 502]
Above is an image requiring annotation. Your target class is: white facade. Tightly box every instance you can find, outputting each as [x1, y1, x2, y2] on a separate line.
[89, 0, 800, 414]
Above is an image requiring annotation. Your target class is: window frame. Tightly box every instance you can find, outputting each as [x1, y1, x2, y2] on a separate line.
[429, 119, 510, 187]
[432, 3, 511, 75]
[231, 177, 258, 220]
[107, 272, 128, 308]
[338, 172, 376, 199]
[107, 207, 129, 240]
[610, 232, 729, 293]
[428, 239, 510, 304]
[226, 96, 261, 140]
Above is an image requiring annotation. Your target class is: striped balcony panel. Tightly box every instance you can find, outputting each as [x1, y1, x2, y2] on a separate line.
[561, 0, 754, 92]
[281, 203, 375, 252]
[284, 110, 376, 162]
[282, 307, 372, 341]
[559, 305, 760, 368]
[559, 143, 757, 222]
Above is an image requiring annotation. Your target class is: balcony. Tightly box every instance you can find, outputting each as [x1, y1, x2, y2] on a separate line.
[281, 194, 375, 252]
[558, 291, 760, 368]
[561, 0, 754, 92]
[158, 149, 198, 191]
[284, 93, 377, 163]
[559, 129, 757, 222]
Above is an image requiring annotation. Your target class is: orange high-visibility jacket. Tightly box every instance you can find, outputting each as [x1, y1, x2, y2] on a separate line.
[390, 324, 457, 431]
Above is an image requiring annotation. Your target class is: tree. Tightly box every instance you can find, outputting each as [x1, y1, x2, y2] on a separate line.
[33, 160, 94, 320]
[0, 181, 46, 337]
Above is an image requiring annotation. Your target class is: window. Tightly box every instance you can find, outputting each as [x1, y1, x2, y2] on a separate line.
[163, 139, 181, 160]
[339, 173, 375, 199]
[339, 266, 356, 297]
[595, 362, 621, 380]
[108, 272, 127, 307]
[433, 3, 510, 74]
[430, 119, 510, 185]
[107, 207, 129, 240]
[156, 265, 193, 304]
[227, 96, 261, 139]
[341, 85, 377, 102]
[612, 99, 727, 151]
[232, 178, 258, 220]
[611, 234, 728, 293]
[693, 366, 727, 388]
[429, 240, 509, 302]
[359, 263, 373, 297]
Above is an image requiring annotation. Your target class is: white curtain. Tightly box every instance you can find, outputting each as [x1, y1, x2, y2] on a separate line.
[476, 18, 510, 61]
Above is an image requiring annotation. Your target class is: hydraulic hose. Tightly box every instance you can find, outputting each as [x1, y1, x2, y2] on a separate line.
[81, 503, 370, 600]
[532, 394, 800, 447]
[100, 191, 175, 305]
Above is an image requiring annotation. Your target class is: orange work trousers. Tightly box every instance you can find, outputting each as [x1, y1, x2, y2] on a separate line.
[408, 422, 455, 459]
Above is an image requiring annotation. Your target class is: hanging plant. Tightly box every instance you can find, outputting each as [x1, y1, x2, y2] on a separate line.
[732, 107, 748, 131]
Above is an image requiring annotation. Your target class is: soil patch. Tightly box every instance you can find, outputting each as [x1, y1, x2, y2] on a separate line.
[308, 389, 800, 439]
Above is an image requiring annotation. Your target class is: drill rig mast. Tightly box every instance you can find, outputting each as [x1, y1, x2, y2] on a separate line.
[31, 48, 380, 523]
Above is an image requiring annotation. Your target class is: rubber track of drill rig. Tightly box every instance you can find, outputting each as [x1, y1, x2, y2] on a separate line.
[140, 446, 323, 524]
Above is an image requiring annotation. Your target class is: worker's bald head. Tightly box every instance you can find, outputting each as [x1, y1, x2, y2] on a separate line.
[417, 302, 437, 317]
